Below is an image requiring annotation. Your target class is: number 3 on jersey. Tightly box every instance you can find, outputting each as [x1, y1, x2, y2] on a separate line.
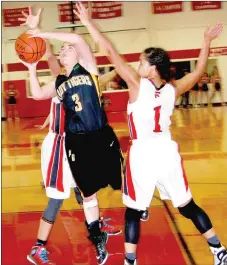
[153, 106, 162, 132]
[72, 93, 83, 112]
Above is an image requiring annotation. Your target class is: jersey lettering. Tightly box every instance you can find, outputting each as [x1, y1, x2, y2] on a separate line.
[56, 75, 93, 100]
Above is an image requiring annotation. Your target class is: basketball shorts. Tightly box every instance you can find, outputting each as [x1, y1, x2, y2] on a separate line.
[123, 137, 192, 211]
[215, 82, 221, 91]
[192, 84, 199, 91]
[202, 84, 209, 92]
[41, 132, 76, 199]
[65, 125, 123, 198]
[8, 96, 16, 105]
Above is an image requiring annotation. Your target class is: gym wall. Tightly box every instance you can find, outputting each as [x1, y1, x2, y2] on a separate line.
[2, 1, 227, 118]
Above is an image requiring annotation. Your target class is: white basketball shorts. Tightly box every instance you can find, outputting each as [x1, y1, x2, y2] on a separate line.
[123, 137, 192, 210]
[41, 132, 76, 199]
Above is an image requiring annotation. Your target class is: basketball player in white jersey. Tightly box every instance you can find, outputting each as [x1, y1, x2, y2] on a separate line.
[75, 3, 226, 265]
[19, 8, 122, 265]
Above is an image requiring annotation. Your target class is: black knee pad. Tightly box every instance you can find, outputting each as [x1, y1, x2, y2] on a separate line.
[125, 208, 141, 244]
[178, 199, 213, 234]
[42, 198, 64, 224]
[74, 187, 83, 205]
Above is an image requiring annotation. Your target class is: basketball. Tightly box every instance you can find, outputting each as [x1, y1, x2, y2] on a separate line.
[15, 32, 46, 63]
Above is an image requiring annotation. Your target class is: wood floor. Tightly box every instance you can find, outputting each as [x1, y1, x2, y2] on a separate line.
[2, 106, 227, 265]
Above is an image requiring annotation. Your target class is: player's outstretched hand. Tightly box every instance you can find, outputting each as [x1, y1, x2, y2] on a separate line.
[204, 23, 223, 42]
[35, 124, 46, 130]
[27, 30, 49, 39]
[73, 2, 91, 26]
[18, 6, 42, 30]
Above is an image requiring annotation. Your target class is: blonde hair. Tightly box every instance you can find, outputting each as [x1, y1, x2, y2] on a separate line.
[60, 68, 66, 75]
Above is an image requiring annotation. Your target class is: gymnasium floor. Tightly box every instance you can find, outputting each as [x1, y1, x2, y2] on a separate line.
[2, 106, 227, 265]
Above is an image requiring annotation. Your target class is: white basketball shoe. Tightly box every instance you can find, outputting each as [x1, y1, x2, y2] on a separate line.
[210, 246, 227, 265]
[124, 259, 137, 265]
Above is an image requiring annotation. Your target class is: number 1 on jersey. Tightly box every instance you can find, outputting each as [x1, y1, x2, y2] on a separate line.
[153, 106, 162, 132]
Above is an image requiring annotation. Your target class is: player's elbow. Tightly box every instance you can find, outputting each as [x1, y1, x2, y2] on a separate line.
[194, 65, 206, 79]
[32, 97, 43, 101]
[193, 71, 203, 84]
[32, 94, 46, 101]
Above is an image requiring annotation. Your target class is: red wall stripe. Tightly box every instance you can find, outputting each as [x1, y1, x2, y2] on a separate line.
[7, 61, 49, 72]
[5, 47, 227, 72]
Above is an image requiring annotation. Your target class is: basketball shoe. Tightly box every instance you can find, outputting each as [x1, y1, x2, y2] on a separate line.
[27, 246, 55, 265]
[210, 245, 227, 265]
[88, 231, 108, 265]
[99, 217, 122, 236]
[124, 258, 137, 265]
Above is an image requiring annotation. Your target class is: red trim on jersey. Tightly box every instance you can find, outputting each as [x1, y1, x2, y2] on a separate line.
[177, 144, 189, 191]
[46, 134, 58, 187]
[59, 104, 65, 136]
[128, 112, 137, 140]
[148, 79, 155, 86]
[125, 146, 136, 201]
[51, 102, 56, 132]
[56, 136, 64, 192]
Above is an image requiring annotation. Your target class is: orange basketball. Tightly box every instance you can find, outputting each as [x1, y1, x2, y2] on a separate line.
[15, 32, 46, 63]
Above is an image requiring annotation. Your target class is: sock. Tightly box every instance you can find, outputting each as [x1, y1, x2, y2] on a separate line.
[207, 235, 221, 248]
[35, 239, 47, 246]
[125, 252, 136, 263]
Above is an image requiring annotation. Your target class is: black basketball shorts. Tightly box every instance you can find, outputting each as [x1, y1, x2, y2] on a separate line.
[65, 125, 123, 198]
[215, 82, 221, 91]
[8, 96, 16, 105]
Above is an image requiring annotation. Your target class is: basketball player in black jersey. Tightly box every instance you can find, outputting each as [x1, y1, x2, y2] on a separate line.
[20, 25, 124, 265]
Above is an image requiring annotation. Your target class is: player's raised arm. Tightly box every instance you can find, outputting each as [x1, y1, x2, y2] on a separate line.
[45, 42, 62, 77]
[19, 6, 62, 77]
[28, 30, 98, 76]
[17, 6, 58, 100]
[19, 59, 56, 100]
[173, 23, 223, 98]
[74, 2, 140, 102]
[98, 69, 118, 91]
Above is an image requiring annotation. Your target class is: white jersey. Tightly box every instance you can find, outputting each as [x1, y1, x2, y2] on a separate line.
[123, 78, 192, 210]
[42, 96, 76, 199]
[127, 78, 175, 140]
[49, 96, 65, 136]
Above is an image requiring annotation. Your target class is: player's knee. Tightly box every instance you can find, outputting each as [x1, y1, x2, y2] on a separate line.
[178, 199, 213, 234]
[83, 194, 98, 209]
[178, 199, 202, 219]
[42, 198, 64, 223]
[125, 208, 141, 244]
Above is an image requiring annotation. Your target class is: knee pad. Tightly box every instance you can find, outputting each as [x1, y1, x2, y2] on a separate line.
[125, 208, 141, 244]
[83, 198, 98, 209]
[178, 199, 212, 234]
[74, 187, 83, 205]
[42, 198, 64, 224]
